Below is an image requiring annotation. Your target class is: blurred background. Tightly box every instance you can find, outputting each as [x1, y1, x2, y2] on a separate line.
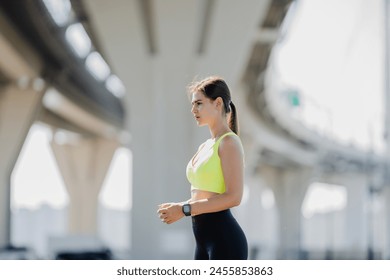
[0, 0, 389, 260]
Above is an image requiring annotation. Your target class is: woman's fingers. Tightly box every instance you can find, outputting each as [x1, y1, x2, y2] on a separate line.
[157, 203, 181, 224]
[158, 208, 169, 223]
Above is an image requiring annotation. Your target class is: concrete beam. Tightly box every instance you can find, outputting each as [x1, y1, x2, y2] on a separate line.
[197, 0, 270, 83]
[42, 88, 122, 140]
[254, 28, 280, 44]
[234, 83, 318, 167]
[0, 8, 42, 81]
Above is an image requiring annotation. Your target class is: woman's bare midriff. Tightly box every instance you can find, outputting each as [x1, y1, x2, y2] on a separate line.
[190, 189, 219, 201]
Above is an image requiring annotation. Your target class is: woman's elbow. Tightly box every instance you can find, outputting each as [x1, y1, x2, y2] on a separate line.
[224, 186, 243, 207]
[230, 194, 242, 208]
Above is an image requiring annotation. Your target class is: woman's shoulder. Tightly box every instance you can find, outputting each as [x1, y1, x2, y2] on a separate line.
[219, 132, 241, 143]
[218, 133, 244, 155]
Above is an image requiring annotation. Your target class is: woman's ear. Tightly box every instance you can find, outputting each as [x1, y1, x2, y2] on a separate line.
[215, 97, 223, 109]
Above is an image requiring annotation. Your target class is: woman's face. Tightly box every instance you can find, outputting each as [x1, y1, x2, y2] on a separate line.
[191, 91, 218, 126]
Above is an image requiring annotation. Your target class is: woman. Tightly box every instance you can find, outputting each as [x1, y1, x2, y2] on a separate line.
[157, 76, 248, 260]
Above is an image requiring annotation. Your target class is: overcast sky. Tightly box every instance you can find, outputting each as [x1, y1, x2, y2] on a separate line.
[275, 0, 384, 152]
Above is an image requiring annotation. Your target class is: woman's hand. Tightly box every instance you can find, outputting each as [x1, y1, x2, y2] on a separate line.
[157, 202, 184, 224]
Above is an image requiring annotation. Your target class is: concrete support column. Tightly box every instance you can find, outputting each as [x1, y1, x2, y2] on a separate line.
[0, 175, 11, 249]
[50, 135, 119, 234]
[84, 0, 271, 259]
[262, 165, 312, 259]
[237, 171, 276, 259]
[384, 0, 390, 260]
[320, 172, 370, 258]
[339, 174, 369, 258]
[129, 57, 196, 259]
[0, 85, 44, 248]
[124, 0, 199, 259]
[384, 187, 390, 259]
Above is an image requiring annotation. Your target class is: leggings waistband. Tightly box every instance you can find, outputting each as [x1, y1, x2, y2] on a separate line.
[191, 209, 232, 226]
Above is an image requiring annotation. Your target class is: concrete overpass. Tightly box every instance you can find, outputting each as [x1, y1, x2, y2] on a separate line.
[0, 0, 126, 253]
[0, 0, 389, 259]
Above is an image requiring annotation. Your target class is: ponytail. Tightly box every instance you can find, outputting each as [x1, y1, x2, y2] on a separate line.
[228, 101, 239, 135]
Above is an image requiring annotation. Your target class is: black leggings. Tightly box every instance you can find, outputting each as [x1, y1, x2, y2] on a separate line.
[191, 209, 248, 260]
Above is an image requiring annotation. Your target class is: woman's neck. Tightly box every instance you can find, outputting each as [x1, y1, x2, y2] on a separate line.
[209, 122, 230, 140]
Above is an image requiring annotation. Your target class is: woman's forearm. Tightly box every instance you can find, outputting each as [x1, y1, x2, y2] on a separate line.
[189, 192, 242, 216]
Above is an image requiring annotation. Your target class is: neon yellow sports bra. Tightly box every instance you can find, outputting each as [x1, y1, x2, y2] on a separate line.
[186, 132, 240, 194]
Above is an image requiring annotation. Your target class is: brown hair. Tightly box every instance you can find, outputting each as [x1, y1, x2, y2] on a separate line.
[188, 76, 239, 135]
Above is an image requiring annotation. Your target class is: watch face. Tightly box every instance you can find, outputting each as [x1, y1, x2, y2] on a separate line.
[183, 204, 191, 215]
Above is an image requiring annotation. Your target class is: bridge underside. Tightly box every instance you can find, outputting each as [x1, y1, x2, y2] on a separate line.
[0, 0, 389, 259]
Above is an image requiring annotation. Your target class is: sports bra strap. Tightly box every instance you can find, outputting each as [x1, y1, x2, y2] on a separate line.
[215, 132, 236, 146]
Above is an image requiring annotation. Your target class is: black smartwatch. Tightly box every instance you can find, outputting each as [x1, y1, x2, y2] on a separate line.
[182, 203, 191, 216]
